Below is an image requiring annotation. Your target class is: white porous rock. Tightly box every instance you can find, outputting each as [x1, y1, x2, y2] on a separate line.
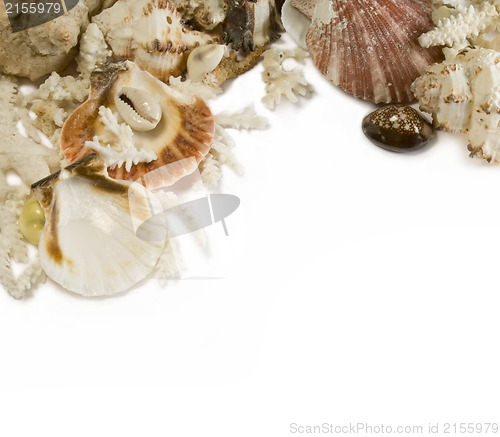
[0, 0, 113, 80]
[412, 47, 500, 163]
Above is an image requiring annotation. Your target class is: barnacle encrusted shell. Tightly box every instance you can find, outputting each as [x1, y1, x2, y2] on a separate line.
[60, 60, 214, 188]
[305, 0, 444, 103]
[0, 0, 112, 80]
[412, 48, 500, 163]
[32, 154, 165, 296]
[92, 0, 214, 81]
[411, 59, 473, 133]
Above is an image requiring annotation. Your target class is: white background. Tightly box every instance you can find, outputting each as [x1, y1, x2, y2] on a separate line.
[1, 36, 500, 436]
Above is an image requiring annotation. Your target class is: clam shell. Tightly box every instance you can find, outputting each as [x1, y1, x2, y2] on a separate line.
[60, 60, 214, 189]
[305, 0, 443, 103]
[32, 155, 165, 296]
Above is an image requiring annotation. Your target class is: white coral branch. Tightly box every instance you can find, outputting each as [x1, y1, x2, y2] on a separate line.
[419, 2, 499, 49]
[85, 107, 157, 172]
[215, 105, 269, 130]
[261, 48, 313, 110]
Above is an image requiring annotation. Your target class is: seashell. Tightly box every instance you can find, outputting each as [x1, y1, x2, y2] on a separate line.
[114, 87, 162, 131]
[223, 0, 282, 52]
[305, 0, 444, 103]
[290, 0, 315, 18]
[412, 48, 500, 164]
[169, 0, 227, 30]
[411, 61, 473, 133]
[281, 0, 313, 49]
[187, 44, 226, 82]
[362, 105, 435, 152]
[61, 60, 214, 188]
[92, 0, 214, 82]
[31, 154, 165, 297]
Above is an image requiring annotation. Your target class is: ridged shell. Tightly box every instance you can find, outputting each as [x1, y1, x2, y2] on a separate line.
[32, 155, 165, 297]
[412, 48, 500, 164]
[92, 0, 214, 81]
[60, 60, 214, 189]
[305, 0, 444, 103]
[411, 62, 472, 133]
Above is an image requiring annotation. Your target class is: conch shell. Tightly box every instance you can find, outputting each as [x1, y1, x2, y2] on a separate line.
[92, 0, 214, 81]
[60, 60, 214, 188]
[32, 154, 165, 297]
[305, 0, 444, 103]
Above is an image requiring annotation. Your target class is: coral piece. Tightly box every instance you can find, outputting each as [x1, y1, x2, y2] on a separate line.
[305, 0, 444, 103]
[419, 2, 499, 50]
[85, 107, 158, 171]
[0, 0, 111, 80]
[0, 75, 60, 202]
[0, 196, 47, 299]
[200, 106, 268, 186]
[215, 105, 268, 130]
[261, 48, 312, 110]
[412, 47, 500, 163]
[92, 0, 214, 81]
[23, 72, 90, 145]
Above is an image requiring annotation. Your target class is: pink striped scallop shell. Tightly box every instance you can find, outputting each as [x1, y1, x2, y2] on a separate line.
[306, 0, 444, 103]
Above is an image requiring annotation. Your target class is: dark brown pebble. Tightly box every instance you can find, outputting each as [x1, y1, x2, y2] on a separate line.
[362, 105, 435, 152]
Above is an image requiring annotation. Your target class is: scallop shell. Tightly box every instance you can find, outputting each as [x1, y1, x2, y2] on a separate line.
[32, 154, 165, 297]
[92, 0, 214, 81]
[60, 60, 214, 189]
[305, 0, 444, 103]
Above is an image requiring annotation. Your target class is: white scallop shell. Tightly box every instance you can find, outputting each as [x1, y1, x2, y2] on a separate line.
[33, 155, 165, 296]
